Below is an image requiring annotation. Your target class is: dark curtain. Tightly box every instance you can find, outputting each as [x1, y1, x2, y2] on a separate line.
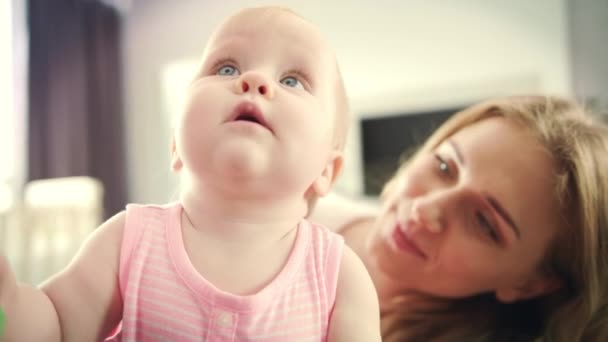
[27, 0, 127, 219]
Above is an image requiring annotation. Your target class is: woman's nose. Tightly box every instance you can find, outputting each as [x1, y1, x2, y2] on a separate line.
[409, 199, 444, 233]
[235, 72, 274, 99]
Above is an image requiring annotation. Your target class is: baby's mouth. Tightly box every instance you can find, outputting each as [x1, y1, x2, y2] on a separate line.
[228, 101, 273, 133]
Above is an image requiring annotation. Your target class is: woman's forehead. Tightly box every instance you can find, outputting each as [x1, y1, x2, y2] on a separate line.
[449, 118, 550, 167]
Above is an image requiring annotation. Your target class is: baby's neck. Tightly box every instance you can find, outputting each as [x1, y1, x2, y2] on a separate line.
[179, 186, 305, 295]
[180, 186, 306, 243]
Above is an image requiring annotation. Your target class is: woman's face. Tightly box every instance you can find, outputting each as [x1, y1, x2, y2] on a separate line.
[368, 116, 561, 301]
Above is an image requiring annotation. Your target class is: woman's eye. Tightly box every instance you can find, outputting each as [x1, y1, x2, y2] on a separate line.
[434, 155, 452, 177]
[475, 212, 500, 243]
[280, 76, 304, 89]
[217, 65, 239, 76]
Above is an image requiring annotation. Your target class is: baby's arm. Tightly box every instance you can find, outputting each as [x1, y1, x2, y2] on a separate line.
[327, 245, 381, 342]
[0, 211, 125, 341]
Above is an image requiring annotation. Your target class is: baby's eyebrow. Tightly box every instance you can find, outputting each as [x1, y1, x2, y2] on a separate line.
[203, 39, 242, 61]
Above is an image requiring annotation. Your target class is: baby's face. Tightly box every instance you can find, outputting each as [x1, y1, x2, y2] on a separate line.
[174, 8, 342, 197]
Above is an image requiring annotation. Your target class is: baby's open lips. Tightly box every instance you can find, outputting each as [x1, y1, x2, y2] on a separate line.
[228, 101, 273, 133]
[235, 113, 261, 124]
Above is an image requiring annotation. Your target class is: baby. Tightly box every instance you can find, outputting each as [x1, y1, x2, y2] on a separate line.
[0, 6, 380, 342]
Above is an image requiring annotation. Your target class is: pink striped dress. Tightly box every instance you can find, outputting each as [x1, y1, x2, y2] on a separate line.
[106, 203, 344, 342]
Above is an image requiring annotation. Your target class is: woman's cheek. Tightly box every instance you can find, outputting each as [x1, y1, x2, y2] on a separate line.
[441, 240, 491, 282]
[400, 172, 429, 199]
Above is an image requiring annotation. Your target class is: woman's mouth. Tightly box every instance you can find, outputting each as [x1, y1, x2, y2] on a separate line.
[391, 223, 427, 260]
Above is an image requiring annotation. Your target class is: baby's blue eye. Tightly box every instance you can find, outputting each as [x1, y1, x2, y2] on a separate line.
[217, 65, 239, 76]
[280, 76, 303, 89]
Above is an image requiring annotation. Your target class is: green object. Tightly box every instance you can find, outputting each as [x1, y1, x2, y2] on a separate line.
[0, 308, 4, 337]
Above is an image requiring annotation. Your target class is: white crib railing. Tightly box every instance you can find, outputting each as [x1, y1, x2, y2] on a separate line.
[1, 177, 104, 284]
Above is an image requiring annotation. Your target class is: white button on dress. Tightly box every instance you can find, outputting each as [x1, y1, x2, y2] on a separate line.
[217, 311, 233, 327]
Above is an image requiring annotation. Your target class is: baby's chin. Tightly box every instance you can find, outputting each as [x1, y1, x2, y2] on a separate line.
[210, 143, 272, 181]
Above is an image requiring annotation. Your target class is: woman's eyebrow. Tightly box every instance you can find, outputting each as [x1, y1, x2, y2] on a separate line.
[448, 138, 522, 240]
[448, 139, 465, 165]
[487, 196, 522, 240]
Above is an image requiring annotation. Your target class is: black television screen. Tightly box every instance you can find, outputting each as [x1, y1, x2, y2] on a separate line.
[360, 107, 464, 196]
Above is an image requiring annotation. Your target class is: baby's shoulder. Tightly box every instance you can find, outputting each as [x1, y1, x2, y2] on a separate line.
[123, 202, 180, 224]
[125, 201, 180, 212]
[302, 218, 343, 241]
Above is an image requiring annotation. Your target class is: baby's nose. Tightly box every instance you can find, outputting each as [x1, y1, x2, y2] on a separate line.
[236, 72, 274, 98]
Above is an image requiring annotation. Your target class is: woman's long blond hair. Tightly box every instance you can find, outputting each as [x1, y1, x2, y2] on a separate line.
[380, 96, 608, 341]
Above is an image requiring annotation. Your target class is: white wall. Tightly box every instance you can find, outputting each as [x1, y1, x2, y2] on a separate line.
[569, 0, 608, 113]
[123, 0, 571, 203]
[2, 0, 27, 194]
[0, 0, 15, 184]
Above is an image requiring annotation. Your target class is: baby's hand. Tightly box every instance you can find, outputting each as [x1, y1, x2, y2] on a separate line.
[0, 306, 5, 337]
[0, 254, 16, 339]
[0, 254, 16, 303]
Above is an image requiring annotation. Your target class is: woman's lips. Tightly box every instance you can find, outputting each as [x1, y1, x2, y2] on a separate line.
[391, 223, 427, 260]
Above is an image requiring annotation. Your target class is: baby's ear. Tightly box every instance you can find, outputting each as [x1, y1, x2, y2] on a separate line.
[311, 151, 343, 196]
[170, 138, 183, 171]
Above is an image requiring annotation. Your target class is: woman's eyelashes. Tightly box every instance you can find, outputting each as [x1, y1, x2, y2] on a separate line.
[475, 211, 501, 243]
[434, 154, 456, 179]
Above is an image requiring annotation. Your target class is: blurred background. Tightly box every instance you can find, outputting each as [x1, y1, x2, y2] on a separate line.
[1, 0, 607, 283]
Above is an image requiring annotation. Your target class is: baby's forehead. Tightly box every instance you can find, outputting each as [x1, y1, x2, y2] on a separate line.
[206, 11, 338, 78]
[220, 8, 310, 34]
[209, 9, 333, 57]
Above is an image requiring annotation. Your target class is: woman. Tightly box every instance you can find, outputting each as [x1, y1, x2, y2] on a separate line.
[311, 96, 608, 341]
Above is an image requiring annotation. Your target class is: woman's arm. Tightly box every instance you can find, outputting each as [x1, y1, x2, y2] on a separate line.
[310, 192, 380, 233]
